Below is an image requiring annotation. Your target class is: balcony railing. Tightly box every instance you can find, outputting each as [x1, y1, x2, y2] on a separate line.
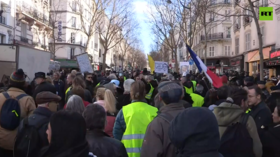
[234, 23, 240, 32]
[21, 2, 50, 26]
[210, 1, 231, 5]
[201, 33, 229, 41]
[0, 16, 6, 24]
[20, 36, 29, 43]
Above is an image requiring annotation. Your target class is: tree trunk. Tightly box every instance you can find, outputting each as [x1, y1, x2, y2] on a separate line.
[85, 36, 92, 53]
[174, 49, 179, 73]
[102, 49, 108, 72]
[248, 0, 263, 80]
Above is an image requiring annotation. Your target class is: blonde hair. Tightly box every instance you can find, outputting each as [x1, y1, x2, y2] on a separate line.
[96, 87, 116, 114]
[46, 76, 53, 85]
[266, 81, 275, 94]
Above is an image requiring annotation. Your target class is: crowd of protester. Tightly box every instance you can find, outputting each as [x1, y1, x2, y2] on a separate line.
[0, 68, 280, 157]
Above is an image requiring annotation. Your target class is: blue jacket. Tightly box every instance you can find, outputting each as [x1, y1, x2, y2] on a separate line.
[113, 100, 147, 140]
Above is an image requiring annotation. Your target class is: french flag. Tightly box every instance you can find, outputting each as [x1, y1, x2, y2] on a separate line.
[186, 45, 223, 88]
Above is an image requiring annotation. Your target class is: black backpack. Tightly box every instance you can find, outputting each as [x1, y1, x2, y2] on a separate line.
[0, 92, 27, 130]
[219, 114, 255, 157]
[14, 117, 49, 157]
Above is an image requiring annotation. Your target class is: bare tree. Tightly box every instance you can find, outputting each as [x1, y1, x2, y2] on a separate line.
[149, 0, 184, 72]
[73, 0, 111, 54]
[97, 0, 134, 72]
[212, 0, 279, 80]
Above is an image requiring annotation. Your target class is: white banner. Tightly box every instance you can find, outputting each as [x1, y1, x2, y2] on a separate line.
[180, 62, 190, 75]
[76, 53, 93, 73]
[155, 61, 168, 74]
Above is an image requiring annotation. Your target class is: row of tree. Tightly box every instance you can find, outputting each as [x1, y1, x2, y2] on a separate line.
[49, 0, 145, 72]
[149, 0, 279, 79]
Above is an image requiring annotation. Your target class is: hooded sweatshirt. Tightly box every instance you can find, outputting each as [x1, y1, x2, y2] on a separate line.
[213, 98, 262, 157]
[169, 107, 222, 157]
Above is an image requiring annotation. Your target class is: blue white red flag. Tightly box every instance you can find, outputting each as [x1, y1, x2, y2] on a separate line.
[186, 45, 223, 88]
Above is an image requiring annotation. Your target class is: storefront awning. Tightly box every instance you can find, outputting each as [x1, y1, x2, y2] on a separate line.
[248, 47, 271, 62]
[55, 59, 78, 68]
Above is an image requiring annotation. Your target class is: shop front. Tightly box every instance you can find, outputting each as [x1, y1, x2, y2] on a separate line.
[246, 46, 271, 76]
[229, 55, 244, 72]
[265, 49, 280, 77]
[203, 58, 230, 75]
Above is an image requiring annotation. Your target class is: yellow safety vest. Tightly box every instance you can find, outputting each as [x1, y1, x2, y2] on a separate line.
[95, 82, 100, 87]
[246, 108, 251, 114]
[124, 76, 127, 81]
[121, 102, 158, 157]
[190, 93, 204, 107]
[65, 86, 71, 95]
[145, 84, 154, 100]
[184, 86, 193, 95]
[192, 80, 197, 91]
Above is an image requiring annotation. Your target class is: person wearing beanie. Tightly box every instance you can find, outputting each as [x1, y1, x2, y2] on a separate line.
[0, 69, 36, 157]
[244, 76, 255, 87]
[141, 81, 185, 157]
[15, 91, 61, 157]
[116, 79, 135, 110]
[33, 72, 56, 103]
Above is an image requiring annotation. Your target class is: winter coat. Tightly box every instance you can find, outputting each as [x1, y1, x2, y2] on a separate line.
[265, 90, 280, 113]
[261, 124, 280, 157]
[17, 107, 52, 154]
[249, 101, 273, 136]
[105, 112, 116, 137]
[0, 87, 36, 150]
[213, 102, 262, 157]
[86, 129, 128, 157]
[140, 102, 184, 157]
[85, 80, 94, 96]
[169, 107, 223, 157]
[116, 93, 131, 110]
[33, 82, 56, 103]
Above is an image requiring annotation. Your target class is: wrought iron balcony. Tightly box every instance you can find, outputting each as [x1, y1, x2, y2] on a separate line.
[234, 23, 240, 32]
[20, 36, 29, 43]
[201, 33, 226, 41]
[0, 16, 6, 24]
[21, 2, 50, 26]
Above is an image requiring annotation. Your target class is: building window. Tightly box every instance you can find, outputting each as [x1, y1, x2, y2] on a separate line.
[225, 10, 230, 20]
[72, 1, 76, 12]
[262, 0, 268, 6]
[99, 49, 101, 57]
[235, 38, 239, 55]
[209, 46, 214, 56]
[226, 27, 231, 38]
[71, 17, 76, 28]
[0, 35, 6, 44]
[70, 48, 75, 59]
[261, 26, 265, 46]
[21, 23, 27, 37]
[225, 46, 230, 55]
[245, 33, 251, 51]
[71, 32, 75, 43]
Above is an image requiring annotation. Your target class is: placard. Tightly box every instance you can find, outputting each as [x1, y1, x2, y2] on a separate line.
[154, 61, 168, 74]
[76, 53, 93, 73]
[180, 62, 190, 74]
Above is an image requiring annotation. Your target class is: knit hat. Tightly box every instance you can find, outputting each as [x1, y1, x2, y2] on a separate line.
[35, 72, 46, 79]
[257, 81, 266, 85]
[158, 81, 183, 104]
[10, 69, 25, 84]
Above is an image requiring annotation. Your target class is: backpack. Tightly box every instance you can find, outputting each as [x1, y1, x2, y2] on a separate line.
[219, 114, 255, 157]
[14, 117, 49, 157]
[0, 92, 27, 130]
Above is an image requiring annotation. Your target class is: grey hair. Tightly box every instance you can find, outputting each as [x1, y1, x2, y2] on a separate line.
[66, 95, 85, 114]
[166, 74, 174, 81]
[108, 74, 117, 80]
[124, 79, 135, 92]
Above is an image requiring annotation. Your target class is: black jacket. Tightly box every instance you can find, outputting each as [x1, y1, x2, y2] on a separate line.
[86, 129, 128, 157]
[249, 101, 273, 136]
[66, 89, 93, 103]
[18, 107, 52, 150]
[53, 80, 65, 107]
[85, 80, 94, 96]
[33, 82, 56, 103]
[116, 93, 131, 110]
[169, 107, 222, 157]
[261, 124, 280, 157]
[265, 91, 280, 113]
